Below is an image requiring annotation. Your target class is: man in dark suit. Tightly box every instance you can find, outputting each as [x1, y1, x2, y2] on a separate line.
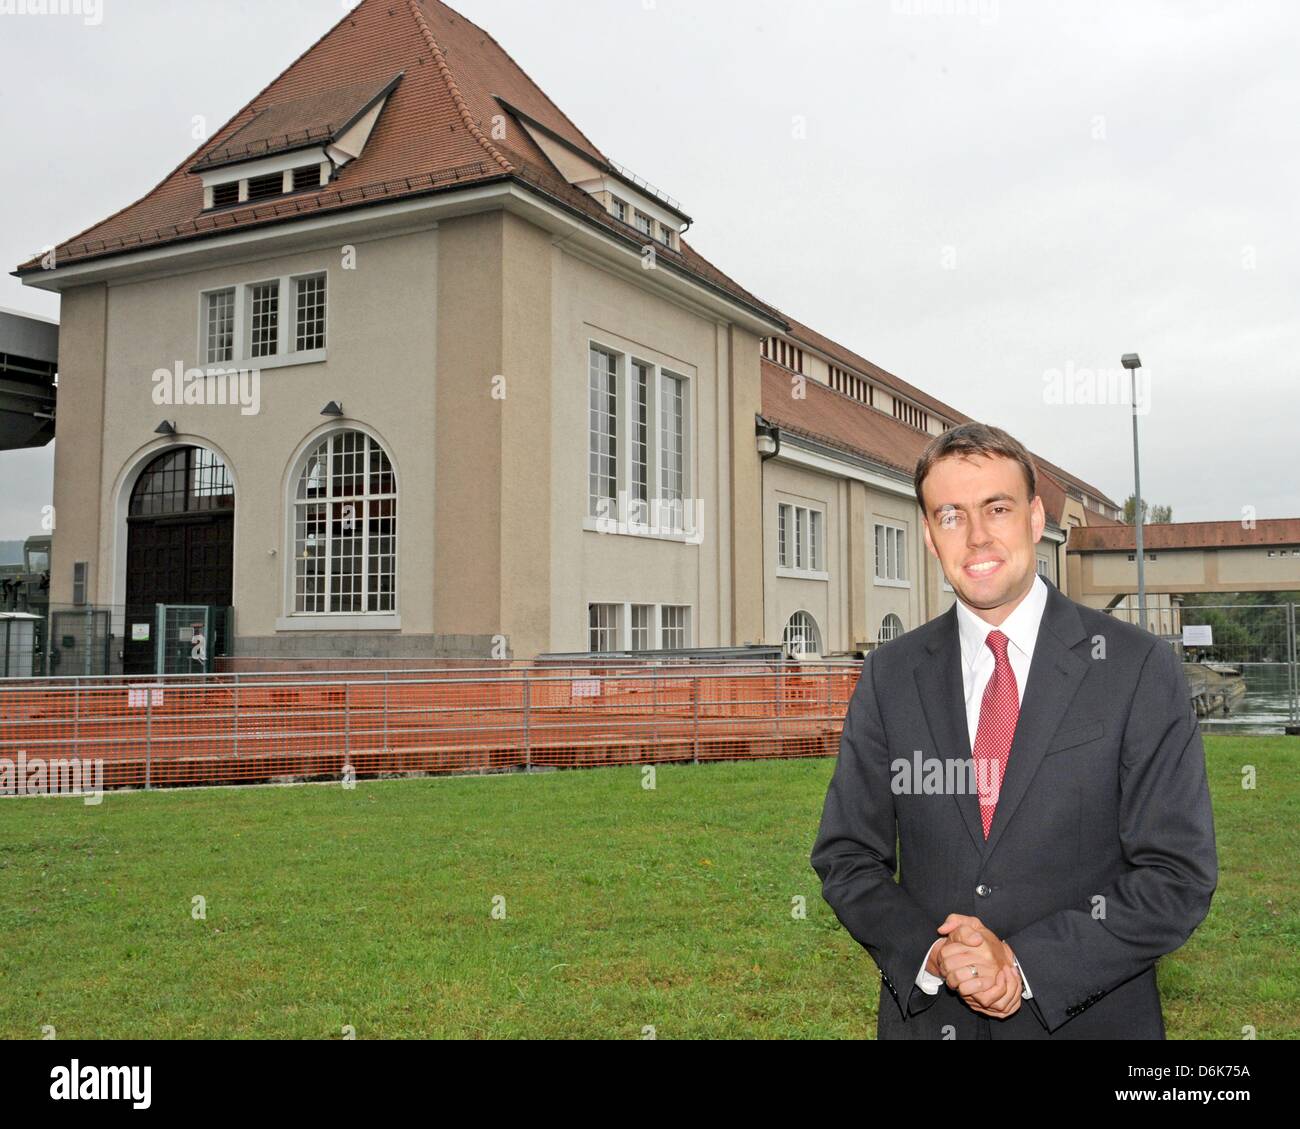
[810, 422, 1217, 1039]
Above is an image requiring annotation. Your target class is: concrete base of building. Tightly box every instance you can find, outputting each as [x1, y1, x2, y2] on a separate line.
[223, 633, 506, 669]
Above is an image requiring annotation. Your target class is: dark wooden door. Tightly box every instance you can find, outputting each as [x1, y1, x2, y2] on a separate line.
[124, 515, 233, 675]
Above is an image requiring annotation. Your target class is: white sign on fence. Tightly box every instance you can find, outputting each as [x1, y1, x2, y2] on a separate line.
[1182, 624, 1213, 647]
[127, 684, 165, 708]
[571, 678, 602, 698]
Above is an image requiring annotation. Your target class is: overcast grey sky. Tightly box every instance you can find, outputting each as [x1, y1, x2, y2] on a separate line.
[2, 0, 1296, 540]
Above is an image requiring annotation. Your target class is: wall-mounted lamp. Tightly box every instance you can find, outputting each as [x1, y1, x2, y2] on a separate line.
[755, 416, 780, 461]
[321, 401, 345, 417]
[155, 421, 177, 436]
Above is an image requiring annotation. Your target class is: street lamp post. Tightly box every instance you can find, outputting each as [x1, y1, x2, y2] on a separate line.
[1121, 353, 1146, 633]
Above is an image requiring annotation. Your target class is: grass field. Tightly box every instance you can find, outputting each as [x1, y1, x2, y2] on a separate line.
[0, 735, 1295, 1039]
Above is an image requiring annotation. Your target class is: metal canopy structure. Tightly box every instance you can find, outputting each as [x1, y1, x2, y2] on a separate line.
[0, 307, 57, 451]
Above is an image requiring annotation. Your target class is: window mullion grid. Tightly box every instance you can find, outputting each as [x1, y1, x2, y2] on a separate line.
[649, 364, 661, 530]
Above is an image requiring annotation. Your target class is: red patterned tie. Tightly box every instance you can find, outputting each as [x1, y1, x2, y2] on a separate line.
[972, 629, 1019, 839]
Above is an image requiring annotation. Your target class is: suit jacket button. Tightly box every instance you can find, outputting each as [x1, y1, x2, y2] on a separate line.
[975, 884, 991, 897]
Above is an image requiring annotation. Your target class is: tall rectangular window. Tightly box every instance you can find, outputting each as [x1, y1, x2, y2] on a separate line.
[250, 281, 280, 358]
[794, 508, 805, 569]
[659, 372, 684, 527]
[661, 605, 689, 649]
[588, 346, 618, 519]
[631, 604, 653, 650]
[635, 212, 653, 237]
[584, 344, 691, 536]
[204, 288, 235, 364]
[874, 522, 907, 582]
[631, 361, 650, 520]
[809, 510, 822, 571]
[611, 197, 627, 223]
[588, 603, 620, 652]
[295, 273, 327, 352]
[778, 504, 790, 567]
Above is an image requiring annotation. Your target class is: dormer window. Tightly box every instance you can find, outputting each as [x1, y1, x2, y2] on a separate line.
[634, 212, 653, 238]
[211, 182, 240, 209]
[192, 73, 402, 212]
[247, 173, 285, 203]
[610, 197, 627, 223]
[292, 165, 324, 191]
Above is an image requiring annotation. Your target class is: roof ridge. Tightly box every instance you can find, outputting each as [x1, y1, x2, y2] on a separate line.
[21, 2, 363, 273]
[405, 0, 513, 173]
[423, 0, 609, 164]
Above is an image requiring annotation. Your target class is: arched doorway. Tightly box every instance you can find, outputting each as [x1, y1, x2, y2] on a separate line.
[123, 446, 234, 674]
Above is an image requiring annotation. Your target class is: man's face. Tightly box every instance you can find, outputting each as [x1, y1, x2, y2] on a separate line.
[920, 453, 1045, 620]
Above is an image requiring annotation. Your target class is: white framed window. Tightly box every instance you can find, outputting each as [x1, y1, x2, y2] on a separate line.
[659, 371, 685, 524]
[1036, 557, 1050, 576]
[249, 281, 280, 358]
[204, 288, 235, 364]
[874, 521, 909, 585]
[879, 613, 905, 642]
[588, 346, 619, 520]
[293, 429, 396, 615]
[631, 361, 650, 522]
[588, 603, 621, 652]
[585, 601, 694, 651]
[610, 196, 627, 223]
[199, 271, 328, 370]
[778, 502, 827, 578]
[294, 273, 327, 352]
[783, 611, 822, 656]
[660, 605, 690, 649]
[585, 341, 694, 539]
[630, 604, 653, 650]
[635, 212, 653, 238]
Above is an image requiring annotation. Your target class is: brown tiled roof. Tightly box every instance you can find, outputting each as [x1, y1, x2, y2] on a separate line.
[1068, 519, 1300, 551]
[14, 0, 782, 325]
[1029, 453, 1122, 512]
[761, 359, 935, 480]
[776, 315, 1122, 513]
[762, 359, 1076, 528]
[782, 315, 971, 431]
[1034, 470, 1068, 528]
[190, 75, 403, 171]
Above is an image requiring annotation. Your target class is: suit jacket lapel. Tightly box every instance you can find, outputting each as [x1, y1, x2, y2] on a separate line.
[913, 581, 1092, 861]
[913, 606, 985, 853]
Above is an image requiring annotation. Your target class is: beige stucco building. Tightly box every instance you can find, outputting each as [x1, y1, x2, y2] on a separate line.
[17, 0, 1126, 672]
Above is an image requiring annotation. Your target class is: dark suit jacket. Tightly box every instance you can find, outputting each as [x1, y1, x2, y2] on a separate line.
[810, 576, 1217, 1039]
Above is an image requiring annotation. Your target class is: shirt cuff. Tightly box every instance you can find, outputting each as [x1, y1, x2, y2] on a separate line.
[915, 939, 944, 995]
[1013, 954, 1033, 999]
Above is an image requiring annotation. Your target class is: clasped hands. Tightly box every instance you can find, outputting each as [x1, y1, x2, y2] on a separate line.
[925, 913, 1022, 1019]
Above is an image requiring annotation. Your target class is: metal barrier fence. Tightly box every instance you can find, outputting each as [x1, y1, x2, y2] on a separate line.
[1106, 601, 1299, 731]
[0, 663, 861, 792]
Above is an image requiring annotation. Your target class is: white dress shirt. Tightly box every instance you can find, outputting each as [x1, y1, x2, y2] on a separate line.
[914, 572, 1048, 1003]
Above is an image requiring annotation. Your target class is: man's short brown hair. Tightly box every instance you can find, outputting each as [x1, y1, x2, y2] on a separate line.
[914, 422, 1038, 516]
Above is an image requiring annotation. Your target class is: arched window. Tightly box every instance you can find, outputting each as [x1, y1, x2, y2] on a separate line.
[130, 447, 233, 517]
[879, 613, 904, 643]
[293, 429, 396, 614]
[784, 611, 822, 656]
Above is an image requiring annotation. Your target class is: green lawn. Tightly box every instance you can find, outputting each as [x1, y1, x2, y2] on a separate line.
[0, 736, 1294, 1039]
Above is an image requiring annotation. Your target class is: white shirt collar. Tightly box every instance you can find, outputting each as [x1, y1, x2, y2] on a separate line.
[954, 572, 1049, 671]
